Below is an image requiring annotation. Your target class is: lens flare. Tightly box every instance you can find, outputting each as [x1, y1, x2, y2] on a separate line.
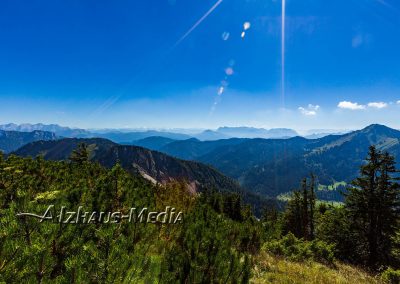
[225, 67, 234, 76]
[173, 0, 223, 48]
[222, 31, 230, 41]
[281, 0, 286, 106]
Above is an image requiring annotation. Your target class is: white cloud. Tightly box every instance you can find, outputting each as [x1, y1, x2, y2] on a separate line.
[367, 102, 388, 109]
[397, 100, 400, 105]
[298, 104, 320, 116]
[298, 107, 316, 116]
[309, 104, 320, 110]
[338, 101, 366, 110]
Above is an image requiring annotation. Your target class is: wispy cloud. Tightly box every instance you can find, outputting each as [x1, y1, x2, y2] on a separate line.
[397, 100, 400, 104]
[298, 104, 320, 116]
[352, 33, 372, 48]
[367, 102, 388, 109]
[338, 101, 366, 110]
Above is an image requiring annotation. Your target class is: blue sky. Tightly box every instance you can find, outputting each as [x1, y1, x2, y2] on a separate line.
[0, 0, 400, 130]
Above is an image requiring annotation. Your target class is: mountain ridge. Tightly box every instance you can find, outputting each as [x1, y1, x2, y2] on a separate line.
[0, 123, 305, 141]
[153, 124, 400, 198]
[0, 123, 90, 137]
[0, 130, 58, 153]
[6, 123, 400, 201]
[13, 137, 279, 214]
[13, 137, 243, 194]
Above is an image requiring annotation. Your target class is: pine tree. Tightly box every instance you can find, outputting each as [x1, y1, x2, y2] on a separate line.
[376, 152, 400, 266]
[346, 145, 400, 269]
[309, 174, 316, 240]
[69, 143, 89, 164]
[301, 178, 309, 240]
[283, 190, 303, 238]
[284, 174, 317, 240]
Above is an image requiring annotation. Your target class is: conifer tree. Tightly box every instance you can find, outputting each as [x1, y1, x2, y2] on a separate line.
[283, 190, 303, 238]
[346, 145, 400, 269]
[301, 178, 309, 240]
[69, 143, 89, 164]
[284, 174, 317, 240]
[309, 174, 316, 240]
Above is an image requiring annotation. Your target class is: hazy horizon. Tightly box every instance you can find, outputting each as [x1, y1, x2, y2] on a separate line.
[2, 121, 399, 137]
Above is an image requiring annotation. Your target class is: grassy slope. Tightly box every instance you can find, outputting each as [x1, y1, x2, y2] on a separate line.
[251, 252, 382, 284]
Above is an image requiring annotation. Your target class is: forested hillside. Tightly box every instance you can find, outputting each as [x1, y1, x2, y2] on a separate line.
[1, 145, 400, 283]
[157, 124, 400, 200]
[13, 138, 241, 194]
[13, 138, 277, 216]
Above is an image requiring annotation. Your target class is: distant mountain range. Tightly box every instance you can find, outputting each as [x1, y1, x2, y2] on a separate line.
[0, 123, 307, 142]
[0, 123, 192, 141]
[96, 131, 192, 142]
[216, 127, 298, 139]
[3, 123, 400, 202]
[193, 130, 231, 141]
[0, 123, 90, 138]
[140, 124, 400, 199]
[303, 129, 350, 139]
[0, 130, 57, 153]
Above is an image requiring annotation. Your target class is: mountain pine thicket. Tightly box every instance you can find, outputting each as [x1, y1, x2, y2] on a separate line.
[0, 151, 258, 283]
[0, 144, 400, 283]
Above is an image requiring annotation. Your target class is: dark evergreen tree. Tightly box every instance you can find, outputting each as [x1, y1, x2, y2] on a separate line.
[301, 178, 309, 240]
[283, 174, 317, 240]
[309, 174, 316, 240]
[345, 145, 400, 269]
[69, 143, 89, 164]
[283, 190, 303, 238]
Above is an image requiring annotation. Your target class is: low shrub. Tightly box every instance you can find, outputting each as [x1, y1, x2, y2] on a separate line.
[382, 268, 400, 284]
[263, 233, 335, 264]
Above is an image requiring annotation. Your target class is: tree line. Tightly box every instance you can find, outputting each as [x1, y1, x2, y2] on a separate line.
[281, 145, 400, 272]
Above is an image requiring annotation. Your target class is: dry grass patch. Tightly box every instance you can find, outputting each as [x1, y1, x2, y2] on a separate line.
[251, 252, 382, 284]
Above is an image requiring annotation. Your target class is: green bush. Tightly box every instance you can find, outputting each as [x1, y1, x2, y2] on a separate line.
[382, 268, 400, 284]
[263, 233, 335, 264]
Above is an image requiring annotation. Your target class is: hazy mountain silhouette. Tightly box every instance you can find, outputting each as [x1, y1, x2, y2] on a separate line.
[0, 130, 57, 153]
